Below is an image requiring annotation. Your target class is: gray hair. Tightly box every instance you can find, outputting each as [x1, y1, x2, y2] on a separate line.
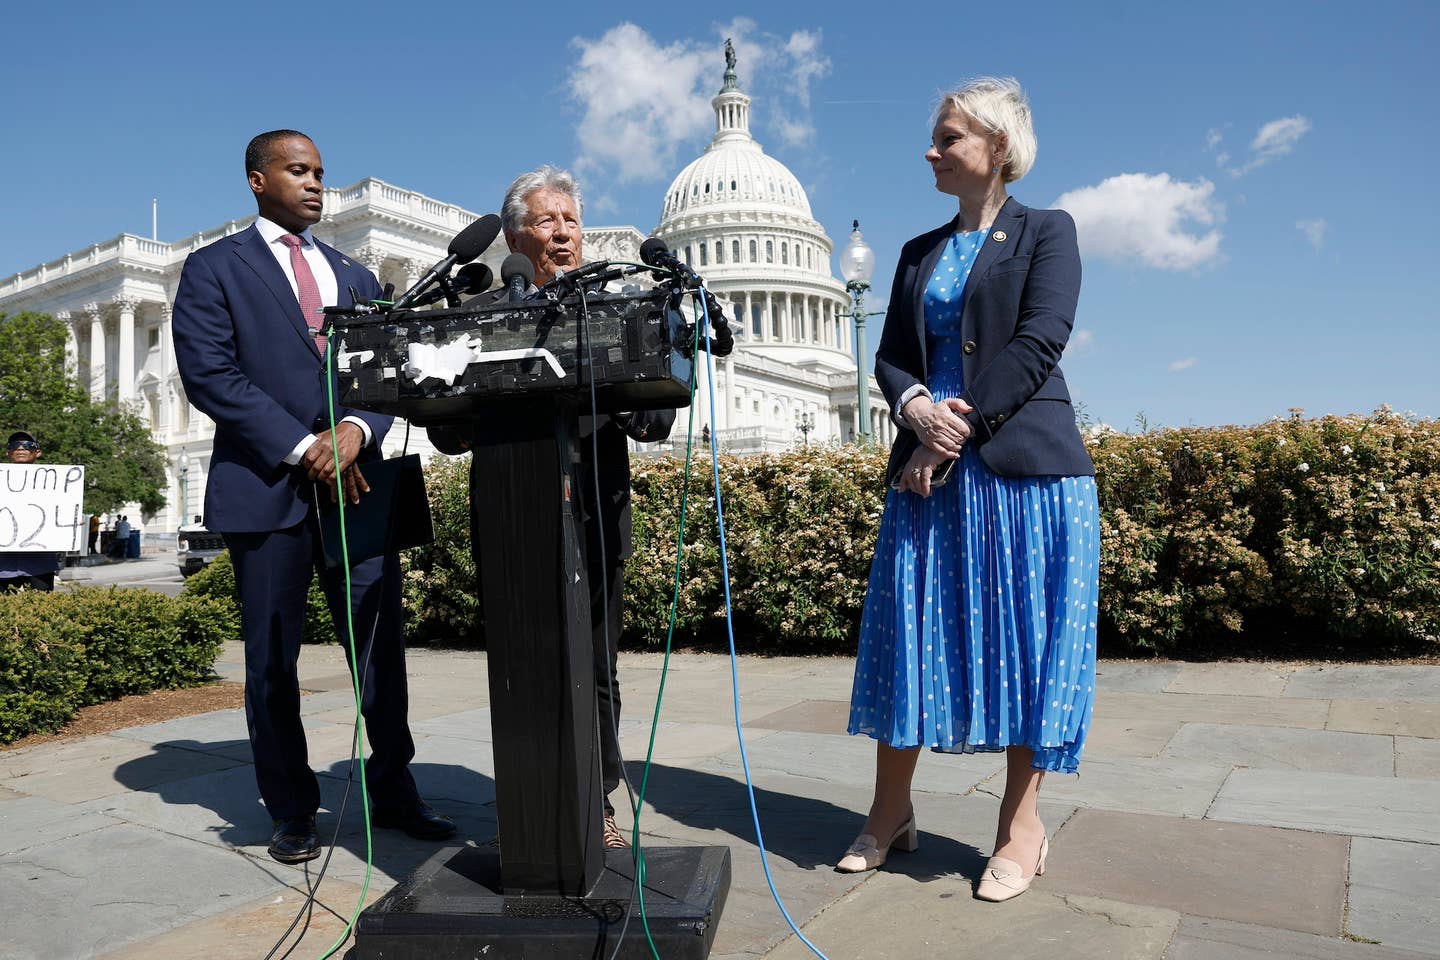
[935, 77, 1037, 183]
[500, 165, 584, 234]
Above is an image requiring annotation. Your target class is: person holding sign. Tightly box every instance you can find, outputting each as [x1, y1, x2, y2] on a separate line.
[0, 431, 61, 592]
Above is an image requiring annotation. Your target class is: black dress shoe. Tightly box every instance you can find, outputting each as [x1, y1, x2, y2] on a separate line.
[268, 815, 321, 864]
[370, 799, 456, 840]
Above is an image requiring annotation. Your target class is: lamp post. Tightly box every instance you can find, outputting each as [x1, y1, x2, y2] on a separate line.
[839, 220, 877, 442]
[795, 410, 815, 447]
[178, 448, 189, 530]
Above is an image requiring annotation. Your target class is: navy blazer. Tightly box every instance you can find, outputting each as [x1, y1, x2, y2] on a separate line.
[172, 223, 389, 533]
[875, 196, 1094, 480]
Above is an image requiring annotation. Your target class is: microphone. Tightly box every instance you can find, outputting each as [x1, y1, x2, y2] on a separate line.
[700, 288, 735, 357]
[392, 213, 502, 310]
[502, 253, 535, 303]
[406, 262, 494, 308]
[640, 238, 733, 356]
[638, 237, 699, 285]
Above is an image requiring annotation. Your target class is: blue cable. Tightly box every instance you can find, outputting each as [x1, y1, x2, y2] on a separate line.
[696, 290, 830, 960]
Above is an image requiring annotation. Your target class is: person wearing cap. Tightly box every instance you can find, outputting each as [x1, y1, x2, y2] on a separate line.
[1, 431, 62, 592]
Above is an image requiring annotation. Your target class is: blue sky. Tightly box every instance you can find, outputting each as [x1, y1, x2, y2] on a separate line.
[1, 0, 1435, 429]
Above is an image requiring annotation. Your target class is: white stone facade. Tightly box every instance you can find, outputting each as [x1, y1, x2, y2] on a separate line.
[0, 54, 888, 532]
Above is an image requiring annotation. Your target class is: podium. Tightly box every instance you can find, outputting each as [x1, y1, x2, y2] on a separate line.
[353, 395, 730, 959]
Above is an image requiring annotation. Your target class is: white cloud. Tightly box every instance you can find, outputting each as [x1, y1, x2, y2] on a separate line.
[1225, 115, 1312, 176]
[1296, 217, 1327, 251]
[722, 19, 830, 147]
[567, 24, 713, 183]
[1169, 357, 1197, 372]
[567, 21, 830, 180]
[1252, 115, 1312, 160]
[1055, 173, 1224, 270]
[1068, 328, 1095, 355]
[1205, 128, 1224, 150]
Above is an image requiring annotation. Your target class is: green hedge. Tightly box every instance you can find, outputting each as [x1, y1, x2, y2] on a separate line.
[174, 408, 1440, 658]
[624, 407, 1440, 656]
[0, 587, 231, 744]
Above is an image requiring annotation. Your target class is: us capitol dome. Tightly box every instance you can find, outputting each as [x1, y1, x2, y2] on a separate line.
[658, 49, 853, 369]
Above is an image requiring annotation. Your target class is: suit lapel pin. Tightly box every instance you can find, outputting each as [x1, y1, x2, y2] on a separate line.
[341, 259, 351, 267]
[992, 230, 1007, 243]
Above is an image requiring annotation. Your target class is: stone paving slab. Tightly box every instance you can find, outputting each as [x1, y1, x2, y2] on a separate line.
[1093, 660, 1185, 693]
[1, 734, 244, 803]
[692, 728, 1006, 796]
[0, 822, 292, 960]
[298, 670, 357, 692]
[1346, 837, 1440, 955]
[1164, 916, 1438, 960]
[1095, 690, 1331, 730]
[1207, 769, 1440, 843]
[0, 794, 119, 856]
[1165, 662, 1292, 697]
[1045, 808, 1348, 935]
[1286, 666, 1440, 703]
[98, 878, 383, 960]
[747, 699, 851, 735]
[765, 875, 1179, 960]
[1160, 722, 1395, 776]
[109, 707, 249, 749]
[408, 706, 493, 741]
[77, 762, 274, 851]
[1329, 700, 1440, 739]
[1081, 715, 1183, 758]
[1395, 736, 1440, 779]
[618, 718, 773, 764]
[1000, 756, 1232, 819]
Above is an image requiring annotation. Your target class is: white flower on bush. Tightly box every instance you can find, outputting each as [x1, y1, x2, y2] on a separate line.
[1376, 482, 1386, 492]
[1277, 437, 1288, 446]
[1431, 538, 1440, 551]
[1353, 567, 1367, 577]
[1340, 444, 1353, 455]
[1297, 462, 1310, 473]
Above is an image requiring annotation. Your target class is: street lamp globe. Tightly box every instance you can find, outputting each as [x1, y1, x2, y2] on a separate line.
[839, 220, 875, 288]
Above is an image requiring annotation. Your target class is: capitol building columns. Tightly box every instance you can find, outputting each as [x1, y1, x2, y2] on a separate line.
[84, 302, 106, 401]
[112, 295, 139, 403]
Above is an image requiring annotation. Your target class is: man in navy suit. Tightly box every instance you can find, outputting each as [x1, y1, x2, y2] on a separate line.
[173, 130, 452, 864]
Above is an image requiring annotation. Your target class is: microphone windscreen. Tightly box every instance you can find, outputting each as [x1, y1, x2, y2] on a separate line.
[501, 252, 535, 287]
[639, 237, 670, 267]
[449, 213, 502, 263]
[456, 262, 494, 293]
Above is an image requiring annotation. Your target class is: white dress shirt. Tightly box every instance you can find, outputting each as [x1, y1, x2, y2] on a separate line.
[253, 216, 372, 463]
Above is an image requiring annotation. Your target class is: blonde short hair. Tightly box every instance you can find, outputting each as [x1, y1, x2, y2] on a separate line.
[935, 77, 1037, 183]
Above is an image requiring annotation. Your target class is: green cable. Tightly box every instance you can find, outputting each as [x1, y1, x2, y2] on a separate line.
[628, 308, 707, 959]
[313, 336, 374, 960]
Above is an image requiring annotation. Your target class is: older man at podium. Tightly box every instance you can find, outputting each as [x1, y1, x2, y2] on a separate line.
[431, 165, 674, 848]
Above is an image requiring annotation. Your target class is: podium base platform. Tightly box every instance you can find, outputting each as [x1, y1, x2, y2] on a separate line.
[354, 844, 731, 960]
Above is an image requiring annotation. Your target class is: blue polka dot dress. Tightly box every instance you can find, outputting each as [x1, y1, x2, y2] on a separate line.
[847, 229, 1100, 773]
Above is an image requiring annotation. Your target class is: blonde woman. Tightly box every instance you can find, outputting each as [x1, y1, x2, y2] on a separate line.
[840, 78, 1098, 902]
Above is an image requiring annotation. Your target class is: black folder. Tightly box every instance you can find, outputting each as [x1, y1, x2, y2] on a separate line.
[314, 454, 434, 570]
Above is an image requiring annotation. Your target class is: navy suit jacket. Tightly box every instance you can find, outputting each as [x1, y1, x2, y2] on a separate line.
[172, 223, 390, 533]
[875, 196, 1094, 480]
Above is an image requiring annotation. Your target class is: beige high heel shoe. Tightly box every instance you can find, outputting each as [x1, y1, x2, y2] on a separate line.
[835, 812, 919, 873]
[974, 835, 1047, 902]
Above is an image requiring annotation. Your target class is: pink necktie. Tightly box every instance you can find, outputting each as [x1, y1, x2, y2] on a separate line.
[278, 233, 327, 356]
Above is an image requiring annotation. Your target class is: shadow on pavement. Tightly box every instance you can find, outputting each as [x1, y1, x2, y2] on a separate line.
[625, 761, 986, 882]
